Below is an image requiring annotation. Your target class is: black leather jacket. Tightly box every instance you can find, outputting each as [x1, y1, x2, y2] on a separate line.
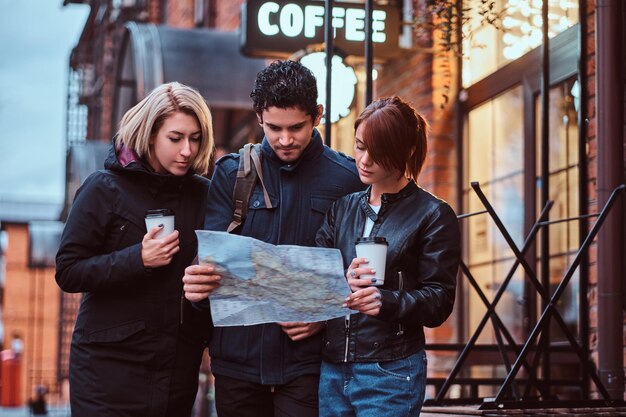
[315, 181, 460, 363]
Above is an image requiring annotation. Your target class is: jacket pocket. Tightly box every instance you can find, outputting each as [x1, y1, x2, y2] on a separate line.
[310, 195, 336, 215]
[105, 215, 144, 253]
[84, 319, 146, 343]
[307, 195, 339, 245]
[242, 191, 279, 242]
[210, 327, 249, 362]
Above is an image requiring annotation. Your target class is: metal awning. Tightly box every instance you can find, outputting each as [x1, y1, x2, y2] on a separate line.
[112, 23, 267, 135]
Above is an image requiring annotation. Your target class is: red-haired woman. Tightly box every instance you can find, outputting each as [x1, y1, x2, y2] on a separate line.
[316, 96, 461, 416]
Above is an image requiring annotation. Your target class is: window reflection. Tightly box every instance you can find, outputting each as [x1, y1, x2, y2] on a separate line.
[535, 78, 580, 342]
[464, 85, 525, 348]
[462, 0, 579, 86]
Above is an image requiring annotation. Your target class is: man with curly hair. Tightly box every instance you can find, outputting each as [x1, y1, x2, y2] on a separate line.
[183, 60, 364, 416]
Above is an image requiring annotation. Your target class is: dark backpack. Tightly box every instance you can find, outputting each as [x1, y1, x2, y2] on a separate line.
[227, 143, 273, 233]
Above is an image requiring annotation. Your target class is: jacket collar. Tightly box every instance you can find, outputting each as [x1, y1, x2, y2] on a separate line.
[261, 128, 325, 170]
[116, 144, 140, 168]
[358, 181, 418, 221]
[104, 143, 194, 190]
[380, 180, 417, 203]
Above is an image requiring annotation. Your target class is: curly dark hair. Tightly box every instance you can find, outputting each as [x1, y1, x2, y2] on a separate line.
[250, 60, 319, 119]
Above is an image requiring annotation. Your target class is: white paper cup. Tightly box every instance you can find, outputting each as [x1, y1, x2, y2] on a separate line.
[355, 237, 388, 286]
[145, 209, 175, 238]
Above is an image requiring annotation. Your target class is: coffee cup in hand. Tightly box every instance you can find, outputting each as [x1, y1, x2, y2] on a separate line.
[355, 237, 388, 286]
[145, 209, 175, 238]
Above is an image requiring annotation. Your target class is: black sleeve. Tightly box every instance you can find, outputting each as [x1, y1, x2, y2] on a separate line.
[204, 156, 238, 232]
[55, 173, 149, 293]
[315, 200, 338, 249]
[377, 203, 461, 328]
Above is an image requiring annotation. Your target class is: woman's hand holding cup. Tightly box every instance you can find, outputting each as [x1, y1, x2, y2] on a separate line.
[346, 257, 379, 289]
[344, 257, 382, 316]
[141, 226, 180, 268]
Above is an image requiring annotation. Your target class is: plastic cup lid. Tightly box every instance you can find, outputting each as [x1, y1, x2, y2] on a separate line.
[355, 236, 388, 245]
[145, 208, 175, 218]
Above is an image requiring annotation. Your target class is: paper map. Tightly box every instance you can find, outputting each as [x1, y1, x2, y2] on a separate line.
[196, 230, 353, 326]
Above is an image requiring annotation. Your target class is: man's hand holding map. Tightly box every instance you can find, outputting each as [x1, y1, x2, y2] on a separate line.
[196, 230, 353, 326]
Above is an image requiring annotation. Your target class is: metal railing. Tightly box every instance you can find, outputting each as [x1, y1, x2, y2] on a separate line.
[425, 182, 626, 409]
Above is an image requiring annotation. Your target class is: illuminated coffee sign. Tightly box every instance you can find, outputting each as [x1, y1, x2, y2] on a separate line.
[241, 0, 400, 59]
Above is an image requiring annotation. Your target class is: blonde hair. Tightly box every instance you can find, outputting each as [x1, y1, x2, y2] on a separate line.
[114, 82, 214, 175]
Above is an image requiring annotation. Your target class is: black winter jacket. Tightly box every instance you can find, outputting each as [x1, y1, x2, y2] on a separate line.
[55, 145, 211, 417]
[315, 181, 460, 363]
[203, 131, 364, 384]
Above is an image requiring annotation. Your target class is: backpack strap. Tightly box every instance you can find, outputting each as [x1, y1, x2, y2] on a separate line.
[249, 145, 273, 208]
[227, 143, 273, 233]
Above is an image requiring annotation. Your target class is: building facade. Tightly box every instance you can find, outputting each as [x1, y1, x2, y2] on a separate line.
[0, 203, 64, 406]
[61, 0, 625, 406]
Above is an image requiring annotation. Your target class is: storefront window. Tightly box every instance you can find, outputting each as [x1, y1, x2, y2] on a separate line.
[462, 0, 579, 86]
[535, 78, 580, 342]
[464, 85, 525, 347]
[462, 85, 525, 396]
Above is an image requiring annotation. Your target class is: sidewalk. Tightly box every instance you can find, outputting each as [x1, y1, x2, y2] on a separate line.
[421, 404, 626, 416]
[3, 405, 626, 417]
[0, 408, 30, 417]
[0, 406, 70, 417]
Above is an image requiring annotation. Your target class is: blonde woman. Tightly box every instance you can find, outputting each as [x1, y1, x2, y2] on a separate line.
[56, 82, 214, 417]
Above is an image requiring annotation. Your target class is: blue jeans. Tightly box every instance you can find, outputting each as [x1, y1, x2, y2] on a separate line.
[319, 350, 427, 417]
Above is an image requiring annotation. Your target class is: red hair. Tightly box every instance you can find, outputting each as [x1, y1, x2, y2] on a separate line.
[354, 96, 428, 181]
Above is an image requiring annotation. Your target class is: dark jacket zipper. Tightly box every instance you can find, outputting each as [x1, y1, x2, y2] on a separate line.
[397, 271, 405, 336]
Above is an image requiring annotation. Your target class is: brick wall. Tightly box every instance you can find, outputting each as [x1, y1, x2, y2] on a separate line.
[147, 0, 160, 23]
[585, 1, 626, 399]
[213, 0, 243, 30]
[99, 26, 120, 141]
[166, 0, 194, 29]
[585, 6, 599, 376]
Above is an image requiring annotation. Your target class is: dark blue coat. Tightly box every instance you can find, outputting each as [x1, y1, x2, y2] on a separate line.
[204, 130, 364, 384]
[56, 146, 211, 417]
